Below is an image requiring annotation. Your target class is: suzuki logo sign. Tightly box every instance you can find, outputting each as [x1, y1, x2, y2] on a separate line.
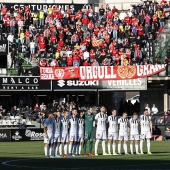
[57, 80, 65, 87]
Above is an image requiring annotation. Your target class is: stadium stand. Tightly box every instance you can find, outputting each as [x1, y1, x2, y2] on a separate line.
[0, 0, 169, 76]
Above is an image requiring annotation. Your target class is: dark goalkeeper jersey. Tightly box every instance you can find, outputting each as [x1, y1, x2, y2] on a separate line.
[84, 113, 94, 133]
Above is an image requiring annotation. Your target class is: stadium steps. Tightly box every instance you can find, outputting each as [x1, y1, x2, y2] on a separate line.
[8, 53, 32, 76]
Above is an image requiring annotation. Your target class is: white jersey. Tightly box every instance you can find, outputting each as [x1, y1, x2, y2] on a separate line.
[53, 117, 61, 135]
[69, 116, 78, 134]
[140, 115, 151, 132]
[95, 113, 107, 131]
[118, 118, 128, 133]
[44, 118, 54, 134]
[129, 118, 139, 135]
[78, 118, 84, 135]
[108, 115, 118, 133]
[61, 117, 69, 134]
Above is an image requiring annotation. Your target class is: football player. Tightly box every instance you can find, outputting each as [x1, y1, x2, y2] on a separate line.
[68, 108, 78, 156]
[77, 111, 84, 155]
[107, 109, 118, 155]
[53, 111, 62, 157]
[118, 112, 129, 155]
[140, 109, 152, 154]
[129, 112, 140, 155]
[94, 106, 108, 156]
[43, 110, 54, 158]
[60, 110, 70, 157]
[83, 107, 95, 156]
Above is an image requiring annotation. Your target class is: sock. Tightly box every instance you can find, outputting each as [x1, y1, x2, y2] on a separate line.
[140, 140, 143, 153]
[112, 143, 116, 154]
[59, 144, 62, 155]
[79, 145, 82, 155]
[95, 139, 99, 154]
[75, 144, 78, 154]
[69, 144, 72, 154]
[123, 143, 128, 154]
[89, 141, 93, 153]
[147, 139, 151, 152]
[49, 146, 52, 156]
[44, 146, 48, 156]
[55, 144, 59, 155]
[118, 143, 121, 154]
[102, 140, 106, 154]
[108, 143, 111, 154]
[130, 144, 133, 154]
[64, 144, 67, 154]
[83, 141, 87, 154]
[135, 144, 139, 153]
[72, 144, 77, 154]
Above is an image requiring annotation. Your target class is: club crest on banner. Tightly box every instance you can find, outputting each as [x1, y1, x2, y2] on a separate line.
[55, 69, 65, 79]
[117, 66, 136, 79]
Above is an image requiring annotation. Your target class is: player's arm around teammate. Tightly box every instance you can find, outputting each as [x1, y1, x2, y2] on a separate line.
[83, 107, 95, 156]
[129, 112, 140, 155]
[107, 109, 118, 156]
[43, 110, 54, 158]
[94, 106, 108, 156]
[118, 112, 129, 155]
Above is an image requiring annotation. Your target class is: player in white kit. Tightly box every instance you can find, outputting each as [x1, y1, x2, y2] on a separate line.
[60, 110, 69, 157]
[118, 112, 129, 155]
[94, 106, 108, 156]
[53, 111, 62, 157]
[68, 108, 78, 156]
[77, 111, 85, 155]
[43, 111, 54, 158]
[107, 109, 118, 156]
[140, 109, 153, 155]
[129, 112, 140, 155]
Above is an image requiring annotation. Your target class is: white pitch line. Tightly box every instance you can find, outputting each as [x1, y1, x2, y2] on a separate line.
[2, 154, 170, 170]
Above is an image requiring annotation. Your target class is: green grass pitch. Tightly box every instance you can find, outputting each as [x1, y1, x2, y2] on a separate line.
[0, 141, 170, 170]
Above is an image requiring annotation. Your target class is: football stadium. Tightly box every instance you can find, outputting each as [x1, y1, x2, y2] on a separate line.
[0, 0, 170, 169]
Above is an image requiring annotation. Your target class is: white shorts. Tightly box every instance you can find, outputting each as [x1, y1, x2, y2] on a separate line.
[69, 133, 77, 142]
[54, 133, 61, 143]
[118, 132, 128, 141]
[77, 134, 84, 142]
[96, 130, 107, 140]
[61, 133, 69, 143]
[108, 132, 118, 140]
[140, 131, 151, 139]
[44, 133, 54, 144]
[130, 134, 139, 141]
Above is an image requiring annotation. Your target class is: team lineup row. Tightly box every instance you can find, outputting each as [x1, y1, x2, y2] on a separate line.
[43, 106, 152, 158]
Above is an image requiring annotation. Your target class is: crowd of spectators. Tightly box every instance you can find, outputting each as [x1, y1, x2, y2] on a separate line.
[0, 0, 169, 72]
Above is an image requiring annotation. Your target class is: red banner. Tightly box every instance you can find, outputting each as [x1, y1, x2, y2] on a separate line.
[40, 64, 166, 81]
[79, 65, 167, 81]
[40, 67, 79, 80]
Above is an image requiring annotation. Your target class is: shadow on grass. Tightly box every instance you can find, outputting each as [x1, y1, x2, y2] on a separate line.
[0, 157, 170, 170]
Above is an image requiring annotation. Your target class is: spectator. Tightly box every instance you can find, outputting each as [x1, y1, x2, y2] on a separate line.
[152, 104, 159, 115]
[0, 1, 167, 71]
[10, 106, 18, 116]
[10, 48, 17, 68]
[34, 103, 40, 112]
[145, 104, 151, 115]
